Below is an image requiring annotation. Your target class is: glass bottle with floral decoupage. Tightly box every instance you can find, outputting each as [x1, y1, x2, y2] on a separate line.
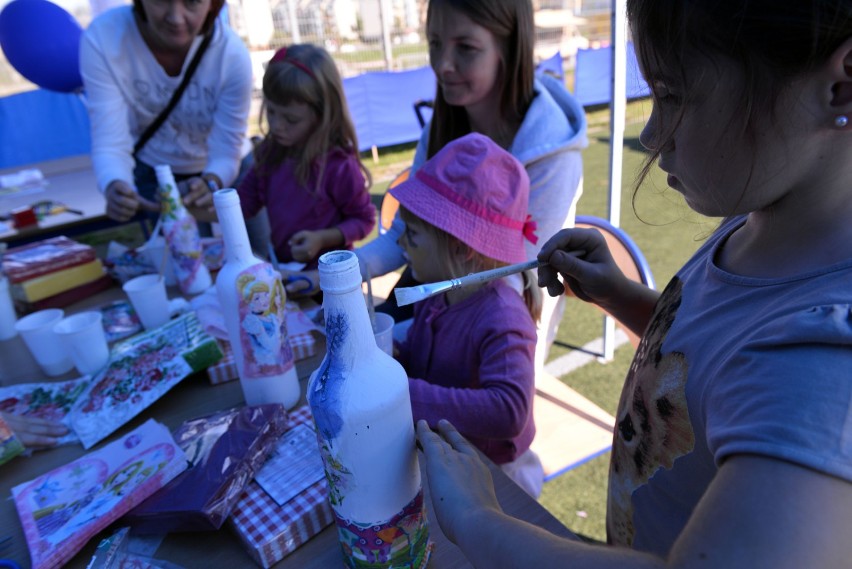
[213, 188, 300, 409]
[308, 250, 432, 569]
[154, 164, 211, 295]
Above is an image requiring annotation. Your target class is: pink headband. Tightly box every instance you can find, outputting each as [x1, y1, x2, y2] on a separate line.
[269, 47, 316, 80]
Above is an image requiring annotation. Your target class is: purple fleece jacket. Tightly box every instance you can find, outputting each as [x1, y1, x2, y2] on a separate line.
[396, 280, 537, 464]
[237, 146, 375, 268]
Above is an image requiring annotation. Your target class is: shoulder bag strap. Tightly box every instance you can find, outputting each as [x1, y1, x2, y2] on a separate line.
[133, 27, 215, 157]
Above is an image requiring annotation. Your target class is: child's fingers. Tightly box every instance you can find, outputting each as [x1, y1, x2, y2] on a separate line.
[288, 230, 309, 246]
[537, 264, 563, 296]
[23, 416, 69, 435]
[17, 432, 60, 449]
[538, 228, 601, 260]
[2, 413, 68, 449]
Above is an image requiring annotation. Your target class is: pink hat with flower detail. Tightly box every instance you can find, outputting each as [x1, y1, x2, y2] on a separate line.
[390, 133, 536, 264]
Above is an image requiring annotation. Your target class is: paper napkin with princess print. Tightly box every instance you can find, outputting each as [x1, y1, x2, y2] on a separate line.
[12, 420, 187, 569]
[70, 312, 223, 449]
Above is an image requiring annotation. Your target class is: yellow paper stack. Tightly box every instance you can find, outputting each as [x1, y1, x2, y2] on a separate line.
[2, 236, 112, 313]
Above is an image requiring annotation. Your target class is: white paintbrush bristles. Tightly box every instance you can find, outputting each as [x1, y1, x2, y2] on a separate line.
[394, 259, 542, 307]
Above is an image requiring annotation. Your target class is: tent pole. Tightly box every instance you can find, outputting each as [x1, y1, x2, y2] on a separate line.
[601, 0, 627, 363]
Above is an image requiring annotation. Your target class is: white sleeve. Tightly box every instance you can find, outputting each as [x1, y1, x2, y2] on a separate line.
[80, 29, 136, 193]
[354, 125, 430, 280]
[525, 149, 583, 258]
[204, 29, 252, 186]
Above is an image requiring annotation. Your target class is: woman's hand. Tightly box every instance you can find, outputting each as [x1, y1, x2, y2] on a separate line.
[1, 412, 68, 449]
[416, 419, 502, 545]
[179, 175, 219, 223]
[105, 180, 158, 222]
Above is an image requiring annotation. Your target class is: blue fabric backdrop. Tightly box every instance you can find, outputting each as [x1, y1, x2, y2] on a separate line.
[573, 42, 650, 107]
[0, 89, 90, 169]
[343, 65, 436, 153]
[0, 47, 650, 170]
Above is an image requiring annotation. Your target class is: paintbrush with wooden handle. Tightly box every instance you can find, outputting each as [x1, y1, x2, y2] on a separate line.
[394, 259, 543, 307]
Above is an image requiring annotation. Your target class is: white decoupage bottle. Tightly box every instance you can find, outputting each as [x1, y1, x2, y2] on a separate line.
[308, 250, 431, 569]
[213, 188, 300, 409]
[154, 164, 211, 295]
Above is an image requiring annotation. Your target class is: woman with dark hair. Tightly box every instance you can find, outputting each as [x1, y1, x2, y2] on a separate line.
[355, 0, 587, 369]
[80, 0, 252, 223]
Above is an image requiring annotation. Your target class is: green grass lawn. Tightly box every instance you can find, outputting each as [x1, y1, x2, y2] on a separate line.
[362, 99, 721, 542]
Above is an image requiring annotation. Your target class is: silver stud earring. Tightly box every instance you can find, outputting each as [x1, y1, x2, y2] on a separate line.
[835, 115, 849, 128]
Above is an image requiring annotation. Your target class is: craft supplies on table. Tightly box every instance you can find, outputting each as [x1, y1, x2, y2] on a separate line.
[198, 292, 322, 386]
[1, 236, 108, 313]
[70, 312, 223, 449]
[155, 165, 211, 296]
[207, 331, 318, 386]
[11, 420, 187, 569]
[308, 251, 431, 569]
[229, 406, 335, 568]
[0, 378, 90, 446]
[124, 404, 289, 534]
[214, 188, 300, 408]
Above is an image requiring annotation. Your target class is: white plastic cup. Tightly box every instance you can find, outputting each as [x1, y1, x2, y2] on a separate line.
[122, 274, 170, 330]
[54, 311, 110, 376]
[0, 276, 17, 340]
[14, 308, 74, 376]
[373, 312, 395, 356]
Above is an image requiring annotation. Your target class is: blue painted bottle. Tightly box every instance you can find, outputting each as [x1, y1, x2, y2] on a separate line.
[308, 251, 431, 568]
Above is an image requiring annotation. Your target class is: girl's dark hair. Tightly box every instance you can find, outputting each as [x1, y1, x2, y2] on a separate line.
[629, 0, 852, 187]
[132, 0, 225, 35]
[256, 44, 370, 192]
[425, 0, 535, 159]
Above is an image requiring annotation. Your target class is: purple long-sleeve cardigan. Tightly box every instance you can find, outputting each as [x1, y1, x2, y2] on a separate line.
[237, 146, 375, 268]
[397, 280, 537, 464]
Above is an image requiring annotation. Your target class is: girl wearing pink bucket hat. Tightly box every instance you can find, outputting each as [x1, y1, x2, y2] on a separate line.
[391, 133, 544, 497]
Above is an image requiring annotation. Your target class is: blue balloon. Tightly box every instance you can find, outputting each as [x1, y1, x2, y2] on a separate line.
[0, 0, 83, 93]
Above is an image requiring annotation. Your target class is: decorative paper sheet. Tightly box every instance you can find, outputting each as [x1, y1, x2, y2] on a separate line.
[255, 423, 326, 507]
[229, 406, 335, 568]
[70, 312, 223, 449]
[0, 378, 90, 446]
[99, 300, 143, 343]
[12, 420, 187, 569]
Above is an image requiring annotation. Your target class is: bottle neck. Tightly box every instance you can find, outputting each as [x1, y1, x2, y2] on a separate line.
[154, 165, 185, 217]
[217, 199, 254, 264]
[323, 285, 378, 356]
[318, 251, 377, 356]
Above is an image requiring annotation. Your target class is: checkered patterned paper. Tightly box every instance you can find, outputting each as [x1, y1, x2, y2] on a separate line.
[229, 406, 334, 568]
